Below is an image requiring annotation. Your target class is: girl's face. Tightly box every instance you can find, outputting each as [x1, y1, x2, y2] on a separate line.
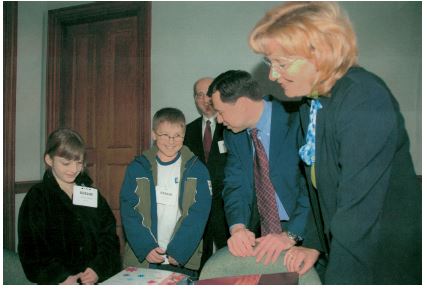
[45, 155, 84, 186]
[263, 39, 319, 98]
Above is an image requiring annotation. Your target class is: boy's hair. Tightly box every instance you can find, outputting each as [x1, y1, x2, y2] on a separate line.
[152, 107, 186, 131]
[45, 128, 86, 161]
[207, 70, 261, 104]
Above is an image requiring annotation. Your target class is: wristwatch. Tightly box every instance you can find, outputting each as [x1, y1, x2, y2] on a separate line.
[287, 231, 303, 246]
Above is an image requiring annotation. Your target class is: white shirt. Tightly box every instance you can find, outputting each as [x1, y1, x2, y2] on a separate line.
[202, 116, 216, 139]
[156, 155, 182, 264]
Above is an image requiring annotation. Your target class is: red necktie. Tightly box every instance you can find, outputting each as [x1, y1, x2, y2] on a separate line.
[250, 128, 282, 236]
[203, 120, 212, 162]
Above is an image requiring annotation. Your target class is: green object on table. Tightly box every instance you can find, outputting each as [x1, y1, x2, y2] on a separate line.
[199, 247, 321, 285]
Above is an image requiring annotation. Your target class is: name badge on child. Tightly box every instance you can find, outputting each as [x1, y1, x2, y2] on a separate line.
[156, 186, 175, 206]
[73, 185, 98, 208]
[218, 140, 227, 154]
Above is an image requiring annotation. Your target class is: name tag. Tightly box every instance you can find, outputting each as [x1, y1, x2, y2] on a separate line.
[218, 140, 227, 154]
[73, 185, 98, 208]
[156, 186, 175, 205]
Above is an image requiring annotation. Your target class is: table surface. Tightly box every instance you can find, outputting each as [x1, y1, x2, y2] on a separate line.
[101, 267, 189, 285]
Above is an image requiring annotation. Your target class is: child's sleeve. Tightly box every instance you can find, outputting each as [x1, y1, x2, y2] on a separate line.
[166, 162, 212, 265]
[120, 162, 159, 262]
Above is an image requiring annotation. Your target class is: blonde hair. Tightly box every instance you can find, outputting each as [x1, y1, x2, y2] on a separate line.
[249, 1, 358, 96]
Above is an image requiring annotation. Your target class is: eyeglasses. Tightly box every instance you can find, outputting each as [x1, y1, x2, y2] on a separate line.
[195, 91, 209, 99]
[262, 56, 296, 72]
[155, 132, 184, 142]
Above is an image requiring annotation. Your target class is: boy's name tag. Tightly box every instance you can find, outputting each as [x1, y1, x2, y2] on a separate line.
[73, 185, 98, 208]
[156, 186, 175, 206]
[218, 140, 227, 154]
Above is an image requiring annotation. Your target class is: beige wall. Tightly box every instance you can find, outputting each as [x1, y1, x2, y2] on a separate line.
[15, 2, 421, 186]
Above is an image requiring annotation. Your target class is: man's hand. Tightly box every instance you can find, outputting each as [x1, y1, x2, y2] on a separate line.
[79, 267, 99, 285]
[227, 224, 256, 257]
[284, 246, 320, 275]
[254, 233, 295, 265]
[146, 247, 166, 264]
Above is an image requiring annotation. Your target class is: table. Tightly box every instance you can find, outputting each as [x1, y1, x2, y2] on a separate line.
[101, 267, 189, 285]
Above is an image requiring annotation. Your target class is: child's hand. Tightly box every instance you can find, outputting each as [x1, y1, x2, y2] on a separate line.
[146, 247, 166, 263]
[60, 273, 81, 285]
[168, 256, 179, 266]
[79, 267, 99, 285]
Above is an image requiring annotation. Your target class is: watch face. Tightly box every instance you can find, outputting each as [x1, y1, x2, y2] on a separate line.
[288, 231, 303, 243]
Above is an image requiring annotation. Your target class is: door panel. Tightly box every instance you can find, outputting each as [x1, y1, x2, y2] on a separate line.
[52, 4, 151, 258]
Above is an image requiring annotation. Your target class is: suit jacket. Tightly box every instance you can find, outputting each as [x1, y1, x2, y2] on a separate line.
[222, 99, 309, 237]
[300, 67, 421, 284]
[184, 117, 228, 198]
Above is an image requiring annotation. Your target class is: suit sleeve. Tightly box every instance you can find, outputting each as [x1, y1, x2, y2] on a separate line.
[166, 162, 212, 264]
[18, 189, 72, 284]
[120, 162, 158, 262]
[282, 114, 311, 238]
[222, 130, 252, 228]
[324, 81, 398, 283]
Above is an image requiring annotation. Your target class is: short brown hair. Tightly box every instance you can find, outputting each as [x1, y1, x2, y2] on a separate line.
[45, 128, 85, 162]
[249, 1, 358, 96]
[152, 107, 186, 132]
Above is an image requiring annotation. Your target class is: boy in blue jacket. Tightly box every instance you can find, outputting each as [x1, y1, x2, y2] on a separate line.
[120, 107, 212, 278]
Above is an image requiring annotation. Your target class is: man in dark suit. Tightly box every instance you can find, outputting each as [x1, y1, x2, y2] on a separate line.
[184, 77, 230, 270]
[208, 70, 309, 265]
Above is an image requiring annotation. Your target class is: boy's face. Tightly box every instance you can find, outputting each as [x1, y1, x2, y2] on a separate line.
[152, 121, 185, 162]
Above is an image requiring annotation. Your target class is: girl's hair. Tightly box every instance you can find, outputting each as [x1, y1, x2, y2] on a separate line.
[249, 1, 358, 96]
[152, 107, 186, 132]
[44, 128, 86, 162]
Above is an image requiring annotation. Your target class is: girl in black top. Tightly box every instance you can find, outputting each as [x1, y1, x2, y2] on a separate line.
[18, 128, 121, 284]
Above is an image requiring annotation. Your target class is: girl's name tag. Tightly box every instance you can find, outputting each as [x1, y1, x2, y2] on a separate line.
[73, 185, 98, 208]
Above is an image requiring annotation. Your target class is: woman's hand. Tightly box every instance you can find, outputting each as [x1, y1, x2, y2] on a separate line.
[284, 246, 320, 275]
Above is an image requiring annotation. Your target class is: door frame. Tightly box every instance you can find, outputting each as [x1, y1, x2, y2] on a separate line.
[4, 1, 18, 251]
[46, 1, 151, 153]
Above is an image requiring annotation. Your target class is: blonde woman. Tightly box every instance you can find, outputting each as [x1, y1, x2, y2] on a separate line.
[249, 1, 420, 285]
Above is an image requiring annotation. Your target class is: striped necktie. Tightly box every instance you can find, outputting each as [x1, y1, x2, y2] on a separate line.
[250, 128, 282, 236]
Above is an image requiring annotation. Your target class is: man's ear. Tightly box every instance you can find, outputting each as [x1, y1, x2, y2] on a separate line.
[44, 154, 53, 167]
[151, 131, 157, 142]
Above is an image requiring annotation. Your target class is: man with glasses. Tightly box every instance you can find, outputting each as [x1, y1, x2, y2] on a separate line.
[120, 107, 212, 279]
[184, 77, 230, 271]
[208, 70, 309, 267]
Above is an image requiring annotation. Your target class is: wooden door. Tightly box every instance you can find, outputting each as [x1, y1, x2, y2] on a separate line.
[47, 2, 151, 257]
